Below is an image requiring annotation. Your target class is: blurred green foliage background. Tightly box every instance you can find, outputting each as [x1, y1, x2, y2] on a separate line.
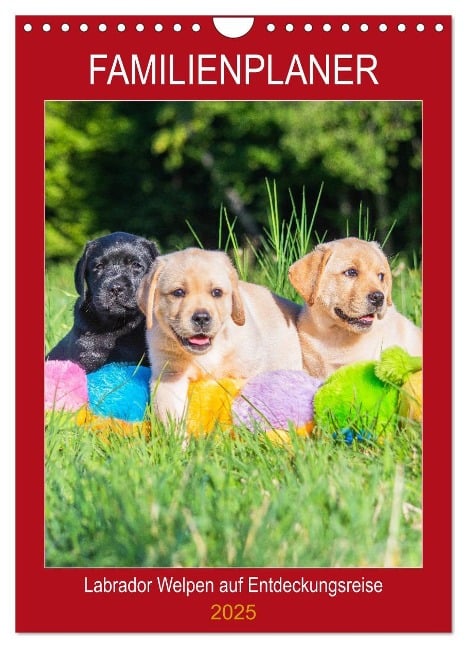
[45, 101, 421, 261]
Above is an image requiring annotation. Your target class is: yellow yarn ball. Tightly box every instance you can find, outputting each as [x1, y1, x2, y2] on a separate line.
[76, 406, 151, 442]
[186, 378, 245, 437]
[265, 421, 315, 446]
[399, 370, 423, 422]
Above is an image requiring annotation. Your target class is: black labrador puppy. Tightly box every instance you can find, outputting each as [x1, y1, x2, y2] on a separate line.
[47, 231, 159, 373]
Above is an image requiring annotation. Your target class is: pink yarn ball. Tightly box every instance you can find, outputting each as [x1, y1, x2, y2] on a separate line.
[45, 360, 88, 412]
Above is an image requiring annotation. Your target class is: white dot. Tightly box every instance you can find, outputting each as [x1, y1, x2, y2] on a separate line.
[398, 23, 406, 32]
[323, 23, 332, 32]
[24, 23, 32, 32]
[267, 23, 275, 32]
[192, 23, 200, 32]
[155, 23, 163, 32]
[360, 23, 369, 32]
[80, 24, 88, 32]
[341, 23, 350, 32]
[286, 23, 294, 32]
[379, 23, 388, 32]
[117, 23, 126, 32]
[435, 23, 444, 32]
[42, 23, 51, 32]
[136, 23, 145, 32]
[173, 23, 182, 32]
[304, 23, 312, 32]
[61, 23, 70, 32]
[98, 23, 107, 32]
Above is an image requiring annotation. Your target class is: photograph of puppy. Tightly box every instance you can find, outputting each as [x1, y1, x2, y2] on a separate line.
[288, 237, 422, 380]
[47, 231, 159, 373]
[43, 101, 427, 573]
[137, 247, 303, 423]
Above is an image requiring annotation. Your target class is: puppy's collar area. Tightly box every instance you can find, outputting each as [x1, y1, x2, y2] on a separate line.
[334, 307, 376, 329]
[80, 298, 144, 330]
[87, 300, 141, 319]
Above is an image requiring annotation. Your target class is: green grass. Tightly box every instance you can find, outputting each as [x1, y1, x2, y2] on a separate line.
[45, 262, 75, 353]
[45, 188, 422, 567]
[46, 416, 421, 567]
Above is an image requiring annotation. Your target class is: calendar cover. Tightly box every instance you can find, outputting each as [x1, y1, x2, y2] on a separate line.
[16, 15, 451, 632]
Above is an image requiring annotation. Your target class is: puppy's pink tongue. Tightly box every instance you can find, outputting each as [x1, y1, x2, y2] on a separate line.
[189, 335, 210, 346]
[360, 314, 375, 323]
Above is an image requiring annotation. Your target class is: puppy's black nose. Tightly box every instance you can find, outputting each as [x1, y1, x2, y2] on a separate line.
[367, 291, 385, 307]
[110, 282, 124, 296]
[191, 310, 211, 328]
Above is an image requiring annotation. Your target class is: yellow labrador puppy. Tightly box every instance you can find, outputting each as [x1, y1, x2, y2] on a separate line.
[288, 237, 422, 380]
[137, 248, 303, 423]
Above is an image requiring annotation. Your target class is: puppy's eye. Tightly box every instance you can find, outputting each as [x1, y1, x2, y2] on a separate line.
[211, 288, 223, 298]
[94, 263, 104, 271]
[131, 261, 143, 271]
[344, 268, 358, 277]
[172, 288, 185, 298]
[378, 273, 385, 281]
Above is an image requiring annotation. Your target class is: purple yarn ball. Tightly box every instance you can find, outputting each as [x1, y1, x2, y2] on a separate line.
[232, 370, 322, 432]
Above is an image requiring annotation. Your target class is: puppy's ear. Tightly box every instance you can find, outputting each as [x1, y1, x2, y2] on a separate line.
[74, 241, 93, 304]
[225, 256, 245, 326]
[288, 244, 332, 306]
[136, 259, 165, 329]
[231, 284, 246, 326]
[144, 239, 160, 261]
[370, 241, 393, 310]
[386, 276, 393, 307]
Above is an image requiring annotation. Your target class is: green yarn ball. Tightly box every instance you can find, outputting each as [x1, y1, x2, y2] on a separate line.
[313, 361, 399, 439]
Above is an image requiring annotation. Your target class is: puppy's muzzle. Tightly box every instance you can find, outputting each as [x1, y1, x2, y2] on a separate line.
[99, 276, 138, 311]
[110, 281, 126, 297]
[335, 290, 386, 330]
[191, 310, 212, 332]
[174, 310, 213, 354]
[367, 291, 385, 309]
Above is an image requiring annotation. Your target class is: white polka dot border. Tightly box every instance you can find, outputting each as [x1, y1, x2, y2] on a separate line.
[22, 19, 448, 34]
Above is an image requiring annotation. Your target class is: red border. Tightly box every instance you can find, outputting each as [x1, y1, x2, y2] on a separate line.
[16, 15, 452, 633]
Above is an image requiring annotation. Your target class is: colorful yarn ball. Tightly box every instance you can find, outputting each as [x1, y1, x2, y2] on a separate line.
[76, 407, 151, 441]
[399, 370, 423, 423]
[87, 363, 151, 423]
[333, 428, 373, 445]
[45, 360, 88, 411]
[313, 361, 399, 438]
[186, 378, 245, 437]
[232, 370, 322, 433]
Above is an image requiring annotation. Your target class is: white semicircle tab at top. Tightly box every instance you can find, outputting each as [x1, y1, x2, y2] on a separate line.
[213, 17, 255, 38]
